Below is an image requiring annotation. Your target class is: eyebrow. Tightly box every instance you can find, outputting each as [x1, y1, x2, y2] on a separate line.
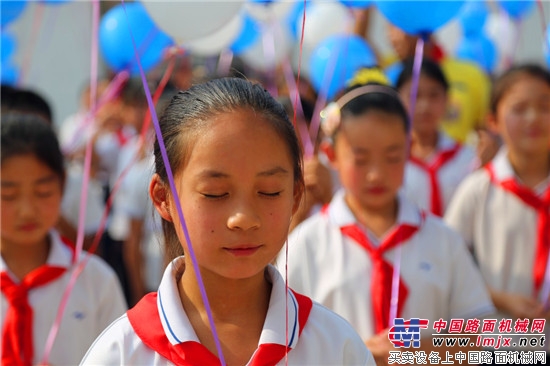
[197, 166, 289, 179]
[0, 175, 58, 187]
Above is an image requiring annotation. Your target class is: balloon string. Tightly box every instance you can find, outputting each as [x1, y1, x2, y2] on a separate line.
[407, 37, 425, 123]
[120, 2, 226, 365]
[389, 246, 402, 326]
[17, 1, 45, 86]
[40, 56, 174, 366]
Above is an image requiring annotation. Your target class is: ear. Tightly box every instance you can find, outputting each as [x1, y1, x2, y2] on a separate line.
[485, 113, 500, 135]
[320, 139, 338, 169]
[150, 173, 172, 222]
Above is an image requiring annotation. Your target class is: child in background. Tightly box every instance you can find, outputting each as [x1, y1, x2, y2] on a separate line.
[279, 80, 494, 365]
[396, 58, 477, 216]
[445, 64, 550, 352]
[81, 78, 373, 365]
[1, 114, 127, 366]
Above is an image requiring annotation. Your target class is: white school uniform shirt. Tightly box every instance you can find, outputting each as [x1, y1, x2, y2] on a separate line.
[117, 141, 163, 291]
[445, 148, 550, 350]
[0, 230, 127, 365]
[279, 190, 494, 341]
[402, 132, 478, 216]
[81, 259, 375, 365]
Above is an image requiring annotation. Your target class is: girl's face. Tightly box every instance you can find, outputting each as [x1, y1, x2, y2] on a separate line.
[328, 110, 408, 212]
[399, 74, 447, 136]
[491, 75, 550, 155]
[1, 154, 63, 249]
[156, 108, 300, 281]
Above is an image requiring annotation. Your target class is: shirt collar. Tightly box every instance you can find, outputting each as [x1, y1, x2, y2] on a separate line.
[157, 259, 301, 349]
[327, 189, 423, 229]
[0, 230, 73, 275]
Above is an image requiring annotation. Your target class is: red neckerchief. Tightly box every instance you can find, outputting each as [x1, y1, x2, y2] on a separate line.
[1, 235, 75, 366]
[322, 204, 424, 334]
[409, 143, 462, 216]
[127, 289, 312, 366]
[486, 163, 550, 294]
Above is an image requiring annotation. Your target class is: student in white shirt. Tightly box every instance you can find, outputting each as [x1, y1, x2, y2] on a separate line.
[445, 64, 550, 351]
[81, 78, 374, 365]
[0, 114, 127, 366]
[280, 78, 494, 365]
[396, 59, 477, 216]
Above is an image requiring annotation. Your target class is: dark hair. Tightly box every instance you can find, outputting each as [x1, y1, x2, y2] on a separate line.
[154, 77, 304, 259]
[276, 95, 315, 126]
[490, 64, 550, 114]
[1, 86, 53, 124]
[338, 83, 410, 135]
[395, 58, 449, 93]
[1, 113, 65, 183]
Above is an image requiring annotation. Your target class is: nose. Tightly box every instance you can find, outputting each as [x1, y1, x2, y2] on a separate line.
[365, 163, 383, 183]
[226, 203, 261, 232]
[18, 196, 37, 220]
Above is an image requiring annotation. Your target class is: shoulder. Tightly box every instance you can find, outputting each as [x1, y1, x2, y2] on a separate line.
[453, 168, 492, 198]
[80, 313, 151, 364]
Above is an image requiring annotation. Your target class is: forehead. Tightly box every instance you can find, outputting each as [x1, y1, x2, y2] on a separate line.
[180, 108, 294, 175]
[338, 111, 407, 149]
[1, 154, 60, 184]
[501, 75, 550, 101]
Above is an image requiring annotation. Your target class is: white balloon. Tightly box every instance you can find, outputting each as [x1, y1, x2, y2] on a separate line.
[185, 12, 243, 56]
[141, 0, 245, 43]
[298, 1, 353, 51]
[240, 21, 292, 72]
[484, 12, 517, 72]
[244, 1, 294, 22]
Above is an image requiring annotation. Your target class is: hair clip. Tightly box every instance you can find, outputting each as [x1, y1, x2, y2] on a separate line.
[320, 102, 341, 137]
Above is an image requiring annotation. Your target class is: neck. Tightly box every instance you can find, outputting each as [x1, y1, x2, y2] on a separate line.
[508, 150, 550, 189]
[411, 130, 438, 159]
[1, 236, 51, 280]
[179, 263, 271, 322]
[345, 194, 398, 238]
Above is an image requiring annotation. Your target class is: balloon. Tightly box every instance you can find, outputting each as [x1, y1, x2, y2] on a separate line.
[1, 32, 16, 62]
[1, 1, 27, 27]
[142, 0, 245, 44]
[231, 13, 261, 55]
[484, 12, 517, 72]
[375, 0, 465, 35]
[455, 33, 497, 74]
[298, 1, 353, 51]
[340, 0, 372, 9]
[545, 26, 550, 67]
[496, 0, 535, 20]
[458, 0, 488, 37]
[309, 34, 376, 100]
[99, 3, 173, 75]
[185, 13, 243, 56]
[1, 61, 19, 86]
[240, 21, 292, 72]
[286, 1, 309, 39]
[40, 0, 72, 5]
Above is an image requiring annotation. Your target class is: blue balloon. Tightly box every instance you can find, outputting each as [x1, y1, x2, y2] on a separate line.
[41, 0, 72, 5]
[310, 35, 377, 100]
[375, 0, 465, 35]
[339, 0, 372, 9]
[1, 1, 27, 27]
[99, 3, 174, 75]
[1, 61, 19, 86]
[286, 1, 312, 40]
[230, 14, 260, 55]
[458, 0, 488, 37]
[385, 62, 404, 87]
[1, 32, 16, 62]
[497, 0, 534, 20]
[455, 33, 497, 74]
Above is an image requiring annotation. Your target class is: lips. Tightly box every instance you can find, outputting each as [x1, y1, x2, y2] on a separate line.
[224, 245, 262, 257]
[366, 187, 387, 195]
[18, 223, 39, 232]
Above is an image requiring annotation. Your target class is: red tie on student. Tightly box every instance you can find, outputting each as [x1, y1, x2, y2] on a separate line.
[487, 164, 550, 294]
[409, 144, 461, 216]
[1, 266, 66, 366]
[340, 223, 420, 334]
[127, 290, 312, 366]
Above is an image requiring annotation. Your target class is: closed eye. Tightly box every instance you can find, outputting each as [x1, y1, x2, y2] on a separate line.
[260, 191, 282, 197]
[202, 193, 228, 199]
